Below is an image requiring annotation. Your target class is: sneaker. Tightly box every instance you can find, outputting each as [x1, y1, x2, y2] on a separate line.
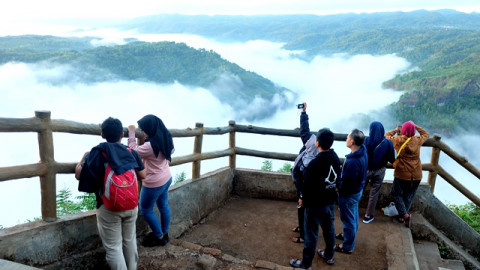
[141, 232, 162, 247]
[362, 215, 374, 224]
[159, 233, 170, 246]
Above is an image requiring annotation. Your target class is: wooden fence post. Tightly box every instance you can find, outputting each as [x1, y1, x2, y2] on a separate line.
[427, 134, 442, 192]
[192, 123, 203, 180]
[229, 121, 236, 170]
[36, 111, 57, 222]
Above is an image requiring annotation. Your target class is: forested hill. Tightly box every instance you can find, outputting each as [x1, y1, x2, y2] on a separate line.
[125, 10, 480, 134]
[0, 36, 292, 121]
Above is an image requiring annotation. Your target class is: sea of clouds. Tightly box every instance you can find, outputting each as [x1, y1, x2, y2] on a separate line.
[0, 27, 478, 227]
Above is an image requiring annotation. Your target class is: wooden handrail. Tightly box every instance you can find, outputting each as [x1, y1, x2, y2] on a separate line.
[0, 111, 479, 224]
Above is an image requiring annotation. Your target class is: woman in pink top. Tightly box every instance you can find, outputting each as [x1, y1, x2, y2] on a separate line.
[128, 114, 174, 247]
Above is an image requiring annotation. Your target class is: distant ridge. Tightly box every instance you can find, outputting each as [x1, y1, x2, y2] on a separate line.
[123, 10, 480, 133]
[0, 35, 292, 122]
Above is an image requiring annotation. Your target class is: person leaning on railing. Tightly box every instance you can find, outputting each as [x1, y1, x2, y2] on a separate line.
[75, 117, 146, 270]
[362, 121, 395, 224]
[385, 121, 429, 228]
[128, 114, 175, 247]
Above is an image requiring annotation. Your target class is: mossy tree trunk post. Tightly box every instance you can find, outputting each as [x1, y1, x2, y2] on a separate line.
[36, 111, 57, 222]
[229, 121, 236, 170]
[427, 134, 441, 192]
[192, 123, 203, 180]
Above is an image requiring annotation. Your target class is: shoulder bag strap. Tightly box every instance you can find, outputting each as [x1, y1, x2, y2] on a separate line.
[397, 137, 412, 156]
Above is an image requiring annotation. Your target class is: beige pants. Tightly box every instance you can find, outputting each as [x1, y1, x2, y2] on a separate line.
[97, 205, 138, 270]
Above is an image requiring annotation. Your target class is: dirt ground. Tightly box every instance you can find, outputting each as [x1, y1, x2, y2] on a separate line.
[137, 196, 404, 269]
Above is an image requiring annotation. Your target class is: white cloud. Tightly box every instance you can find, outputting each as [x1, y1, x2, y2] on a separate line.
[0, 33, 477, 227]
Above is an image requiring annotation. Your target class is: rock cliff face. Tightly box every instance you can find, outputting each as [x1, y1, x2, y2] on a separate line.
[463, 78, 480, 94]
[391, 76, 480, 134]
[398, 78, 480, 107]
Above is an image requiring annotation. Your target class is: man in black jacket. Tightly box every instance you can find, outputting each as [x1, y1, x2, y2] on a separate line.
[290, 128, 340, 269]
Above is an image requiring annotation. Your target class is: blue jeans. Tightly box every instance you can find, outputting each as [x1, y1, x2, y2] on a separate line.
[390, 177, 420, 216]
[338, 191, 362, 251]
[139, 178, 172, 238]
[302, 204, 336, 268]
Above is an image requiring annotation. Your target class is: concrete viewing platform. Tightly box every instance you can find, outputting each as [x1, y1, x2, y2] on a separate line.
[0, 168, 478, 269]
[136, 196, 465, 270]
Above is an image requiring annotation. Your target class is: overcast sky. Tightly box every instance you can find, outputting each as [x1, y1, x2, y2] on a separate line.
[1, 0, 480, 23]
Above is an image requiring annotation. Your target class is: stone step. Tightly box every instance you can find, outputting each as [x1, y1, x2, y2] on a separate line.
[0, 259, 40, 270]
[411, 214, 478, 270]
[385, 224, 419, 270]
[414, 240, 465, 270]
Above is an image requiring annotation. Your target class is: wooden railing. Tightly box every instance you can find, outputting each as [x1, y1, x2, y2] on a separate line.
[0, 111, 479, 224]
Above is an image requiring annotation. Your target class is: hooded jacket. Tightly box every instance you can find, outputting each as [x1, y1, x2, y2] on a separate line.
[302, 149, 341, 207]
[78, 142, 144, 208]
[364, 121, 395, 170]
[292, 112, 319, 198]
[337, 145, 368, 196]
[385, 124, 429, 181]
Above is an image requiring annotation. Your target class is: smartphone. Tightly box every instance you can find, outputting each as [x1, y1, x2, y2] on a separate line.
[297, 104, 304, 109]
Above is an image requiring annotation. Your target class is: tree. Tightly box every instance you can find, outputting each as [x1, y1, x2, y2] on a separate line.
[261, 160, 273, 171]
[277, 162, 292, 173]
[56, 188, 82, 216]
[175, 171, 187, 184]
[56, 188, 96, 216]
[76, 193, 97, 211]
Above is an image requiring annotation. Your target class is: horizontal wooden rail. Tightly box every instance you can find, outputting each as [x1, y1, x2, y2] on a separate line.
[236, 147, 298, 161]
[1, 111, 480, 225]
[0, 117, 44, 132]
[170, 149, 234, 166]
[436, 165, 480, 206]
[0, 163, 48, 182]
[434, 140, 480, 180]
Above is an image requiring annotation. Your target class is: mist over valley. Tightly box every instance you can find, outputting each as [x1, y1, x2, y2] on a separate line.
[1, 10, 479, 227]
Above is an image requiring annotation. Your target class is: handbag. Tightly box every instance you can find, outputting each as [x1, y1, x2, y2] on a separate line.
[392, 137, 411, 168]
[383, 202, 399, 217]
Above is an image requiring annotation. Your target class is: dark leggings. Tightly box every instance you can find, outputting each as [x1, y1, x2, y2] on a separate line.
[390, 177, 420, 216]
[297, 206, 305, 239]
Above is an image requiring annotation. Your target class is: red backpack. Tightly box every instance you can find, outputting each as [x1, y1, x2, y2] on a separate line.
[101, 150, 139, 211]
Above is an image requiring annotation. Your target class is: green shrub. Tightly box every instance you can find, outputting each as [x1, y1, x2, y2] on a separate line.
[175, 171, 186, 184]
[447, 202, 480, 234]
[261, 160, 273, 171]
[277, 163, 292, 173]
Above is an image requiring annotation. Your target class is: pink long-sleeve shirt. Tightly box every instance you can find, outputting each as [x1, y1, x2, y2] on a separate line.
[128, 132, 172, 188]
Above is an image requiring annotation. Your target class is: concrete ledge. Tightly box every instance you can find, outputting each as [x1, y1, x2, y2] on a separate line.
[233, 168, 296, 200]
[0, 211, 102, 268]
[413, 185, 480, 261]
[412, 214, 480, 270]
[0, 167, 234, 268]
[0, 259, 41, 270]
[1, 169, 478, 269]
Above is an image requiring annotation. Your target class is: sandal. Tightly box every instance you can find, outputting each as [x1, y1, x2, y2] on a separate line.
[292, 226, 301, 233]
[334, 244, 352, 254]
[317, 249, 334, 265]
[289, 258, 309, 269]
[405, 213, 412, 228]
[335, 233, 344, 240]
[292, 236, 304, 243]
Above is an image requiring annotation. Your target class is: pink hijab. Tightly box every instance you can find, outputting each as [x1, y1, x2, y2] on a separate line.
[401, 121, 416, 137]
